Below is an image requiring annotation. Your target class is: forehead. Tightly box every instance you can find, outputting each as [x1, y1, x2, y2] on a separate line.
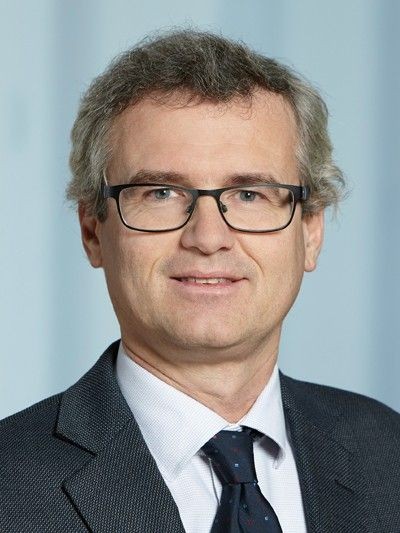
[107, 90, 299, 185]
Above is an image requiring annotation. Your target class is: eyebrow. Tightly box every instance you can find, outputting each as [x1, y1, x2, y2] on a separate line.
[126, 170, 280, 187]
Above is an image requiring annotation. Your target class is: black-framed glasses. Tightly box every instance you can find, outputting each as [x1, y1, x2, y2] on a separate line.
[102, 182, 309, 233]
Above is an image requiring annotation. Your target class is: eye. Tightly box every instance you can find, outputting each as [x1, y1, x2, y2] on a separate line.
[238, 190, 258, 202]
[145, 187, 177, 200]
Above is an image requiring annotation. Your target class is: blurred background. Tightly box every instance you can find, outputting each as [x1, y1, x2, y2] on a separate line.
[1, 0, 399, 419]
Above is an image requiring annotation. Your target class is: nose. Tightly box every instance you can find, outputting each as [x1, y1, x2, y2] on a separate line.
[180, 195, 235, 254]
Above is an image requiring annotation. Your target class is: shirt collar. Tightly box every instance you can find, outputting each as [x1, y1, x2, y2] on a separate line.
[237, 364, 287, 468]
[116, 342, 287, 481]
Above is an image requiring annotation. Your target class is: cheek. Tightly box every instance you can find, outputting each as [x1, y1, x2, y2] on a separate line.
[246, 227, 306, 299]
[102, 230, 170, 299]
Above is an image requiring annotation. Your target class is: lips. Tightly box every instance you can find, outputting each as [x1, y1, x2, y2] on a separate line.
[171, 271, 244, 283]
[178, 277, 233, 284]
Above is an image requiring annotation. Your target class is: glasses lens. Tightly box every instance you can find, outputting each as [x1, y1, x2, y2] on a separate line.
[119, 185, 192, 230]
[220, 185, 294, 231]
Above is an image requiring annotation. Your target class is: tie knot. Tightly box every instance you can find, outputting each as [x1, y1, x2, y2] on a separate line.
[201, 429, 258, 485]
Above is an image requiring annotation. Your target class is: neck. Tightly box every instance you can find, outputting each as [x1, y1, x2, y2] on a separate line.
[121, 339, 278, 423]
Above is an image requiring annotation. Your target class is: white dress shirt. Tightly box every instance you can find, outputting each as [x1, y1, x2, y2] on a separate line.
[116, 342, 307, 533]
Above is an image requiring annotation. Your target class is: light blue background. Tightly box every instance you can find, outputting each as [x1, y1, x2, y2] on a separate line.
[1, 0, 399, 419]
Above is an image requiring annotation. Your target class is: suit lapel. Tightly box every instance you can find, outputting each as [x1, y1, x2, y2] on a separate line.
[280, 373, 381, 533]
[55, 342, 185, 533]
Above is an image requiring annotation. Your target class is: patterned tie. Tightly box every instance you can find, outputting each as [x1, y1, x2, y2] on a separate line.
[202, 429, 283, 532]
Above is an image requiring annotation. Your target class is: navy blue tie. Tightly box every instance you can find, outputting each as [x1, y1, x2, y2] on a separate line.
[202, 429, 283, 532]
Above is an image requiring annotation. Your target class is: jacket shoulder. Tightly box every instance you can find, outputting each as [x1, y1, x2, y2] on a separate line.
[0, 393, 62, 444]
[281, 373, 400, 451]
[0, 392, 89, 473]
[283, 374, 399, 419]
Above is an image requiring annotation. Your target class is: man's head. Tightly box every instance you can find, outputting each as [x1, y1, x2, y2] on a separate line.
[67, 30, 344, 365]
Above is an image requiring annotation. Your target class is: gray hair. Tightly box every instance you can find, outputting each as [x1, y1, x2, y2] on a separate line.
[67, 29, 345, 220]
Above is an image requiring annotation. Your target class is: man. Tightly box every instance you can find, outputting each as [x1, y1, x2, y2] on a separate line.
[1, 30, 399, 533]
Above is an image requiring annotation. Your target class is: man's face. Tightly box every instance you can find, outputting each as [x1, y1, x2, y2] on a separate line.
[80, 91, 323, 363]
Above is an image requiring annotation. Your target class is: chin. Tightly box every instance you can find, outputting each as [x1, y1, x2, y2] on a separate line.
[164, 323, 246, 351]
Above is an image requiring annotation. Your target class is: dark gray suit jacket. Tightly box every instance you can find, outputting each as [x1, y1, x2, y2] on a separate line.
[1, 341, 400, 532]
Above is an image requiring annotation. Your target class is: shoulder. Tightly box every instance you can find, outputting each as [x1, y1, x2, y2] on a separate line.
[281, 372, 400, 451]
[0, 393, 62, 451]
[0, 392, 89, 473]
[283, 373, 399, 416]
[281, 372, 400, 423]
[0, 394, 91, 507]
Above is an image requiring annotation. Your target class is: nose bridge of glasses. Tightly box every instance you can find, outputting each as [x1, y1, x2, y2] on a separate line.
[187, 188, 227, 214]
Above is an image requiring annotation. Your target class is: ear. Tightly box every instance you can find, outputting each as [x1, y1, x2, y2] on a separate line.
[78, 203, 103, 268]
[303, 210, 324, 272]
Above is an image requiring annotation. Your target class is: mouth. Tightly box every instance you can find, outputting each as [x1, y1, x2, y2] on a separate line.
[168, 275, 245, 301]
[170, 272, 246, 293]
[171, 271, 244, 284]
[173, 277, 237, 285]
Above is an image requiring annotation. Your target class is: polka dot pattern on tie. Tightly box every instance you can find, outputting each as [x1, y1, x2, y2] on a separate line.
[201, 428, 283, 532]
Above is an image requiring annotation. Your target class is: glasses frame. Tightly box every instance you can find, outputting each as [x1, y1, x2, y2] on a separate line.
[102, 182, 310, 233]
